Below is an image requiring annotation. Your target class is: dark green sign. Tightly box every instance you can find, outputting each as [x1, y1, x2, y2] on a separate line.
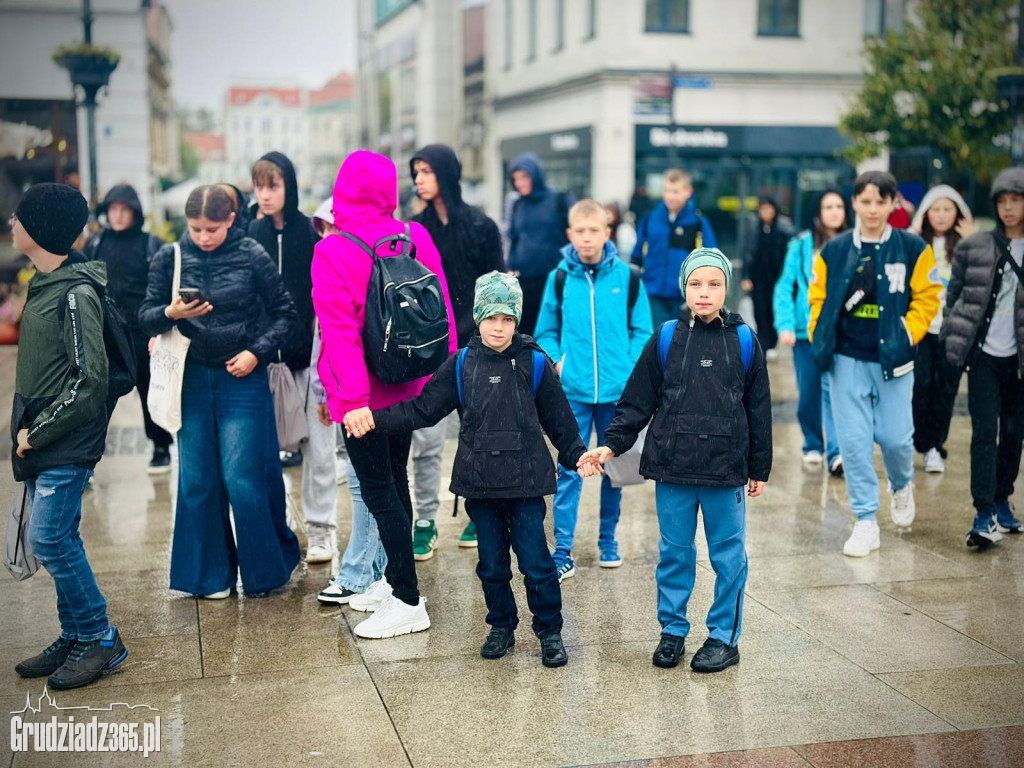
[375, 0, 416, 25]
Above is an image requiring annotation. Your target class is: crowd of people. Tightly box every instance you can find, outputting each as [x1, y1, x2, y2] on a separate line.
[7, 144, 1023, 690]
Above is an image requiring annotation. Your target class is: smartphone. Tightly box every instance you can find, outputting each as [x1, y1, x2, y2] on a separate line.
[178, 288, 205, 304]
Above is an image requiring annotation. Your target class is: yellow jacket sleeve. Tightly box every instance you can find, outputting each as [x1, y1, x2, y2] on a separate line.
[904, 244, 942, 345]
[807, 252, 828, 342]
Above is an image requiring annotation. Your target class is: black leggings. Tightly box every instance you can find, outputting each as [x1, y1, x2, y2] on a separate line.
[968, 352, 1024, 515]
[344, 428, 418, 605]
[912, 333, 961, 455]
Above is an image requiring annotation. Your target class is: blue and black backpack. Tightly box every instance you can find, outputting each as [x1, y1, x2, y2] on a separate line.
[657, 319, 754, 374]
[455, 347, 546, 409]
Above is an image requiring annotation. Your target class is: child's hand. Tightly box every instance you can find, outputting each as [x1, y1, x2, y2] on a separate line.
[317, 404, 333, 427]
[165, 296, 213, 320]
[747, 479, 766, 497]
[579, 446, 615, 468]
[343, 407, 375, 438]
[778, 331, 797, 348]
[578, 460, 600, 478]
[955, 219, 978, 239]
[16, 428, 32, 458]
[226, 351, 258, 377]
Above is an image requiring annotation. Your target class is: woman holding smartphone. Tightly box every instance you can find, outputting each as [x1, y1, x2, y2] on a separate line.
[139, 185, 300, 598]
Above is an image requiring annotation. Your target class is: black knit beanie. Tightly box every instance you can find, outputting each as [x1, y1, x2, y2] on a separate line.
[15, 183, 89, 255]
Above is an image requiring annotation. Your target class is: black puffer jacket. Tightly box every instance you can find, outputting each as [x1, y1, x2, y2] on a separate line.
[138, 226, 297, 367]
[372, 334, 587, 499]
[943, 167, 1024, 372]
[604, 310, 773, 487]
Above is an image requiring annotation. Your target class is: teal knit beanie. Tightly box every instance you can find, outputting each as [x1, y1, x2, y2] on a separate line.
[679, 247, 732, 294]
[473, 271, 523, 326]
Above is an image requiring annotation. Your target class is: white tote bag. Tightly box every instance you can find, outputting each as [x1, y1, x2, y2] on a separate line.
[147, 243, 191, 433]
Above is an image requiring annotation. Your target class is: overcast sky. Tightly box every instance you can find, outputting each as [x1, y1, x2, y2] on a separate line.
[165, 0, 357, 114]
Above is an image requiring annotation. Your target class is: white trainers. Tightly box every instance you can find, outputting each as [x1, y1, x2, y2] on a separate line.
[803, 450, 823, 466]
[336, 456, 349, 486]
[348, 578, 392, 612]
[201, 588, 232, 599]
[843, 520, 881, 557]
[305, 533, 334, 564]
[353, 595, 430, 639]
[924, 448, 945, 473]
[890, 482, 916, 529]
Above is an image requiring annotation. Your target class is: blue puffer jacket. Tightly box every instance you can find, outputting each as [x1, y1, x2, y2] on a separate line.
[772, 230, 815, 340]
[535, 242, 653, 404]
[631, 199, 717, 299]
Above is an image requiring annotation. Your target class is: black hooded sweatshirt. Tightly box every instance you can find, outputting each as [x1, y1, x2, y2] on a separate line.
[247, 151, 318, 370]
[85, 184, 162, 329]
[409, 145, 503, 346]
[747, 196, 793, 287]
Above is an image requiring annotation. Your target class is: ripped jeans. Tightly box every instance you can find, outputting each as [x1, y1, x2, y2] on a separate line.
[26, 465, 110, 641]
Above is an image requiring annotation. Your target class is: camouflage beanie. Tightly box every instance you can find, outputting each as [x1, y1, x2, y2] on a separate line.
[473, 271, 523, 326]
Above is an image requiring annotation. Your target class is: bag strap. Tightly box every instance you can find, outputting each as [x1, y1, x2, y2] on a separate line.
[339, 232, 374, 257]
[277, 233, 283, 275]
[457, 347, 544, 408]
[737, 323, 754, 375]
[1000, 247, 1024, 284]
[171, 242, 182, 298]
[658, 319, 678, 371]
[456, 347, 469, 409]
[627, 263, 641, 316]
[531, 350, 545, 396]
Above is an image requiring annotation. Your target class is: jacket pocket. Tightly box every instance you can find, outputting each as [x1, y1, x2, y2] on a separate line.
[675, 413, 738, 479]
[471, 431, 523, 489]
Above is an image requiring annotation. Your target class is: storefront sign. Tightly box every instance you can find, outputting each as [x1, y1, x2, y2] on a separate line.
[550, 133, 581, 152]
[636, 124, 846, 157]
[649, 127, 729, 149]
[501, 127, 592, 160]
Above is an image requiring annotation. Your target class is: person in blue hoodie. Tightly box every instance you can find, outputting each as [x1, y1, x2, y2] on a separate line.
[632, 169, 717, 327]
[506, 153, 575, 335]
[535, 199, 653, 579]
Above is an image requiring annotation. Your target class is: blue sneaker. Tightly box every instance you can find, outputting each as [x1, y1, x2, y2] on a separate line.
[993, 500, 1022, 534]
[598, 542, 622, 568]
[966, 513, 1004, 549]
[555, 555, 575, 582]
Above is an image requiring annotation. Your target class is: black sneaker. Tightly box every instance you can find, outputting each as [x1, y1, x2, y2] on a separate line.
[652, 633, 686, 668]
[15, 636, 77, 678]
[48, 628, 128, 690]
[540, 632, 568, 668]
[480, 627, 515, 659]
[690, 638, 739, 673]
[317, 583, 357, 605]
[148, 447, 171, 475]
[280, 450, 303, 468]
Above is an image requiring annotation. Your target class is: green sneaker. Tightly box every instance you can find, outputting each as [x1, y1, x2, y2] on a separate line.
[413, 519, 438, 561]
[459, 520, 478, 548]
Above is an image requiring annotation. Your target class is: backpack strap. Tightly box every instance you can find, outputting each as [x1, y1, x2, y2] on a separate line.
[531, 350, 545, 396]
[737, 323, 754, 375]
[339, 232, 374, 257]
[658, 319, 678, 371]
[627, 263, 641, 316]
[455, 347, 469, 409]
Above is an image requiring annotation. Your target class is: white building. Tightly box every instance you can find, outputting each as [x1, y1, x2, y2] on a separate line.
[0, 0, 177, 219]
[182, 131, 225, 185]
[486, 0, 903, 251]
[223, 85, 308, 189]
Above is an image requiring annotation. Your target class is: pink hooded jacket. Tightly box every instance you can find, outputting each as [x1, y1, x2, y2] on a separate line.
[312, 151, 457, 422]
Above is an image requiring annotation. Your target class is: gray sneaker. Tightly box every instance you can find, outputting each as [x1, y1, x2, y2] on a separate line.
[48, 628, 128, 690]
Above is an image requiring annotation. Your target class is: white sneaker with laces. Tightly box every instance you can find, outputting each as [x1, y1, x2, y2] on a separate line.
[803, 450, 823, 466]
[305, 532, 333, 564]
[843, 520, 881, 557]
[890, 482, 916, 529]
[353, 595, 430, 639]
[924, 448, 945, 473]
[348, 578, 392, 612]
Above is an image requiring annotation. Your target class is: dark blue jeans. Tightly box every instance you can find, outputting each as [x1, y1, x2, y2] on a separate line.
[171, 363, 300, 595]
[465, 497, 562, 638]
[26, 465, 109, 641]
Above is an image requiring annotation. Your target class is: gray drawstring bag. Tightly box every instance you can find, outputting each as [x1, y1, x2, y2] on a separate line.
[604, 427, 648, 488]
[5, 482, 39, 581]
[268, 362, 309, 453]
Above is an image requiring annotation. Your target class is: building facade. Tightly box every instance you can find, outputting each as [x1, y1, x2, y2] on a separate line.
[485, 0, 901, 252]
[307, 72, 357, 198]
[223, 85, 308, 188]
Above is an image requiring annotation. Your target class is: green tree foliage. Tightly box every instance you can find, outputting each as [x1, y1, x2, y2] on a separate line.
[840, 0, 1016, 177]
[180, 136, 199, 179]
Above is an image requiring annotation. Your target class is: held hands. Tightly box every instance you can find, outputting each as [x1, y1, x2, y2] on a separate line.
[16, 428, 32, 458]
[344, 407, 375, 438]
[577, 446, 616, 477]
[747, 479, 766, 497]
[165, 296, 213, 321]
[225, 351, 258, 378]
[778, 331, 797, 348]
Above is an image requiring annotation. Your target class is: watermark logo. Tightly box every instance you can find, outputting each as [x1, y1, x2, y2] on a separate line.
[10, 686, 161, 758]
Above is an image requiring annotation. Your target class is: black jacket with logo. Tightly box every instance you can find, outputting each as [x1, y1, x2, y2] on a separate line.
[372, 334, 587, 499]
[604, 310, 773, 487]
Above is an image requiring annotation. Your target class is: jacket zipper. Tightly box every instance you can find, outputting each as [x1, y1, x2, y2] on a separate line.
[585, 269, 599, 404]
[511, 357, 534, 483]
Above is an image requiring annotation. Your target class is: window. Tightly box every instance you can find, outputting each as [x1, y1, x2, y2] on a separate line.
[504, 0, 514, 69]
[585, 0, 596, 39]
[527, 0, 537, 60]
[645, 0, 688, 33]
[757, 0, 799, 36]
[864, 0, 904, 36]
[554, 0, 564, 50]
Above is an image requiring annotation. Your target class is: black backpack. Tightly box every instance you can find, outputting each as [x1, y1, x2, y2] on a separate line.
[552, 263, 642, 326]
[341, 224, 450, 385]
[61, 281, 138, 401]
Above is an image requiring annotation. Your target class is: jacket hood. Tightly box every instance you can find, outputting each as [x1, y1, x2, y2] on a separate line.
[410, 144, 464, 211]
[467, 332, 544, 358]
[332, 151, 397, 227]
[97, 184, 144, 230]
[258, 151, 301, 221]
[36, 251, 107, 291]
[680, 306, 744, 328]
[910, 185, 972, 234]
[561, 240, 619, 272]
[510, 153, 546, 193]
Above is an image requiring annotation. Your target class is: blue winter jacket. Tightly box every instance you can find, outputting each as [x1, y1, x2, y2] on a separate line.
[506, 154, 574, 279]
[535, 242, 653, 404]
[772, 230, 815, 340]
[631, 199, 717, 299]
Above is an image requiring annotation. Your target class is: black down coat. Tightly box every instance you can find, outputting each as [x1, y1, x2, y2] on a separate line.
[372, 334, 587, 500]
[604, 309, 773, 487]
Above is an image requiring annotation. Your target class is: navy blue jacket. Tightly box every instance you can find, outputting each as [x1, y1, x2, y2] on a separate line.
[506, 154, 574, 279]
[631, 200, 717, 300]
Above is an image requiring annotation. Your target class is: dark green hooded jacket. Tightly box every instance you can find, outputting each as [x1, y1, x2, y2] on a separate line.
[11, 253, 109, 481]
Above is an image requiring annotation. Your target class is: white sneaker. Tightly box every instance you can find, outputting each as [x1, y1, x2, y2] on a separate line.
[201, 588, 232, 599]
[924, 448, 945, 473]
[305, 533, 333, 564]
[803, 450, 823, 466]
[843, 520, 881, 557]
[348, 578, 392, 612]
[890, 482, 916, 529]
[765, 348, 779, 360]
[336, 456, 349, 486]
[353, 595, 430, 639]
